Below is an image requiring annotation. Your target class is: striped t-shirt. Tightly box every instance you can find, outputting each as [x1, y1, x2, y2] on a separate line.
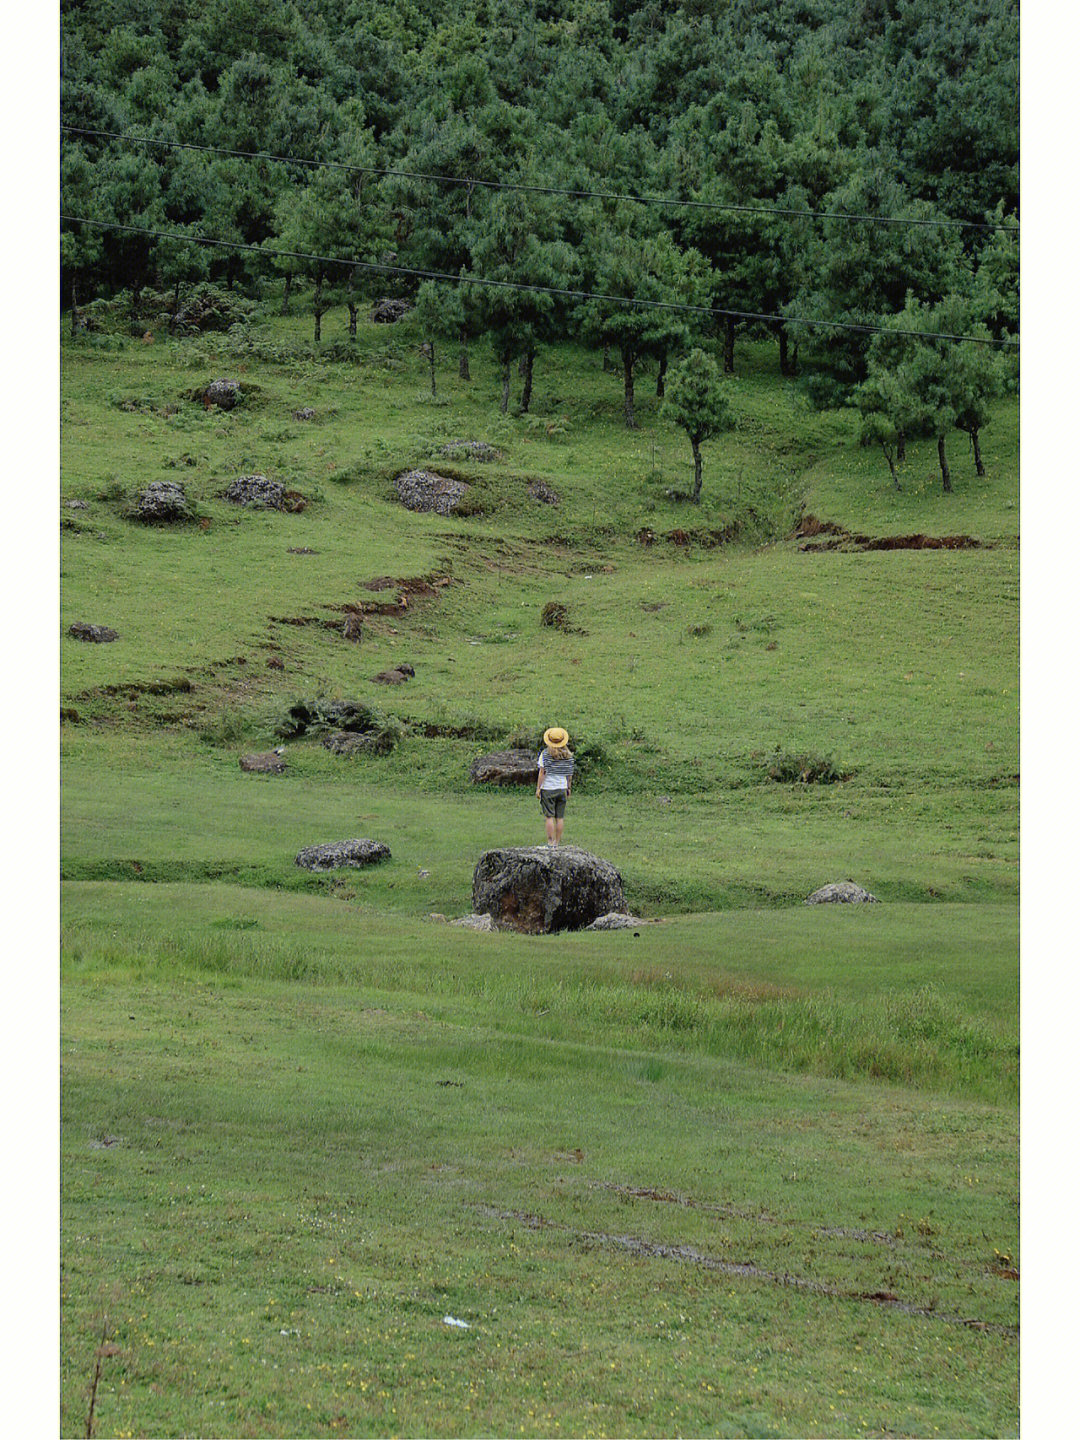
[537, 749, 574, 791]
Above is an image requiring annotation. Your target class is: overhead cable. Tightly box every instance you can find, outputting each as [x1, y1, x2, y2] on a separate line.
[60, 215, 1020, 349]
[59, 124, 1019, 235]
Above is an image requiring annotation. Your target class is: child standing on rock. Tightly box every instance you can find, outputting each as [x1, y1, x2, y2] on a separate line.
[536, 726, 574, 848]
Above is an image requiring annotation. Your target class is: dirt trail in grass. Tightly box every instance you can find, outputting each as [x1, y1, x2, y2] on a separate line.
[476, 1203, 1018, 1337]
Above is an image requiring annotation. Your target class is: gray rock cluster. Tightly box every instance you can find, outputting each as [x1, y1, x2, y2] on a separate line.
[394, 470, 470, 516]
[133, 481, 191, 523]
[472, 845, 627, 934]
[292, 408, 316, 421]
[469, 750, 538, 786]
[527, 479, 560, 506]
[68, 622, 118, 643]
[225, 474, 285, 509]
[295, 839, 392, 871]
[439, 441, 501, 462]
[805, 882, 879, 904]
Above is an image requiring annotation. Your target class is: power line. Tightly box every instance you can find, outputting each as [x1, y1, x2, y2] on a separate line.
[60, 124, 1019, 236]
[60, 216, 1020, 350]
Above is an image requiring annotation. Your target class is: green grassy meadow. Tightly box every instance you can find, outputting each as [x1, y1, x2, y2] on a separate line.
[60, 299, 1018, 1437]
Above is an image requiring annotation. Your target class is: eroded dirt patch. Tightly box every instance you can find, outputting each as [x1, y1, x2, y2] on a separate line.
[797, 515, 985, 552]
[271, 574, 454, 630]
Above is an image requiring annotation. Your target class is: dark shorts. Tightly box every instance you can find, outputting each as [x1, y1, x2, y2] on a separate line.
[539, 789, 568, 818]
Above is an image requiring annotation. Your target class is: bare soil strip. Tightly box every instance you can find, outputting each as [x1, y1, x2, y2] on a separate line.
[475, 1205, 1017, 1336]
[595, 1182, 897, 1246]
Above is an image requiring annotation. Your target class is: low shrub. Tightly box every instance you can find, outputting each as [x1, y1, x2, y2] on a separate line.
[765, 745, 850, 785]
[271, 696, 400, 752]
[541, 601, 570, 629]
[196, 704, 252, 746]
[169, 284, 256, 335]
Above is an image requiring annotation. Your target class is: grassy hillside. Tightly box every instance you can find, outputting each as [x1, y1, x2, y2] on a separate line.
[60, 297, 1018, 1438]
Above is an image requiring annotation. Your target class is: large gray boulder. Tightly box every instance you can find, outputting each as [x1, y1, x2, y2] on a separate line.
[472, 846, 626, 934]
[394, 470, 470, 516]
[203, 379, 241, 409]
[805, 881, 879, 905]
[225, 474, 284, 509]
[296, 839, 391, 871]
[469, 749, 538, 786]
[133, 481, 192, 524]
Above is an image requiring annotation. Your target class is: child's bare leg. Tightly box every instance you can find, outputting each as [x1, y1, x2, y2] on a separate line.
[554, 816, 564, 846]
[545, 815, 556, 845]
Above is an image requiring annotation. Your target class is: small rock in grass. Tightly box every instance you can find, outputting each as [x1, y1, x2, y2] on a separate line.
[240, 751, 287, 774]
[805, 881, 879, 905]
[68, 622, 118, 643]
[439, 440, 501, 463]
[373, 664, 414, 685]
[584, 912, 645, 930]
[450, 913, 499, 932]
[527, 479, 560, 506]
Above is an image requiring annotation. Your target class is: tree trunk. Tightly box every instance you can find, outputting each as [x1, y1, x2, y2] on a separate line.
[723, 317, 735, 374]
[520, 347, 535, 414]
[459, 328, 470, 379]
[691, 440, 703, 502]
[172, 278, 182, 326]
[429, 343, 437, 399]
[281, 273, 292, 316]
[500, 359, 511, 414]
[129, 282, 143, 337]
[897, 430, 906, 464]
[970, 426, 985, 477]
[313, 271, 324, 344]
[602, 341, 612, 372]
[622, 347, 637, 429]
[938, 434, 952, 493]
[778, 325, 791, 376]
[656, 350, 667, 398]
[70, 280, 79, 339]
[879, 440, 901, 491]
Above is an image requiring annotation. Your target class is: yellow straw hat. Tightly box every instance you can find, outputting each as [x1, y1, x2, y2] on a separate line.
[543, 726, 569, 749]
